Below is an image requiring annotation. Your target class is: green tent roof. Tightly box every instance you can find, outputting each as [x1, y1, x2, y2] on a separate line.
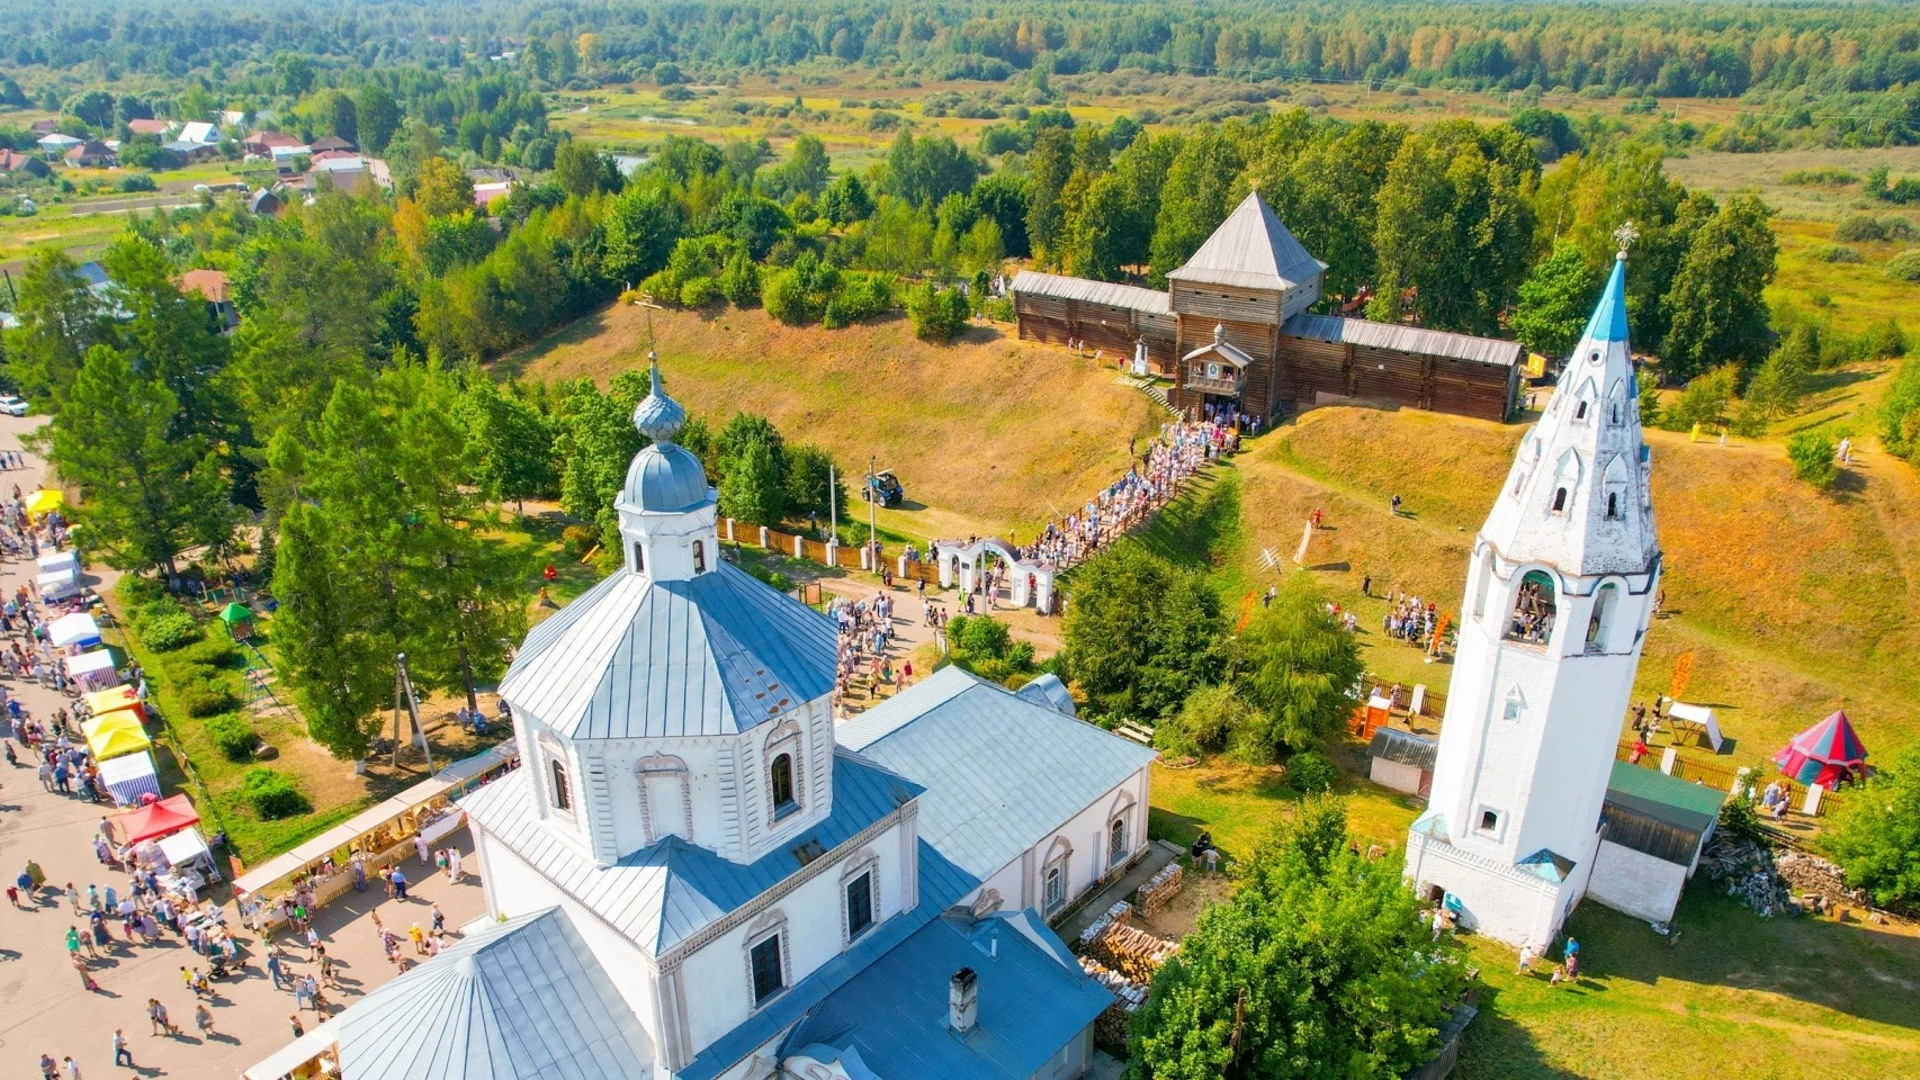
[218, 602, 254, 624]
[1607, 761, 1726, 834]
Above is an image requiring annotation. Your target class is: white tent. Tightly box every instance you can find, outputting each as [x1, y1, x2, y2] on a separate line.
[98, 750, 161, 807]
[68, 649, 120, 690]
[157, 825, 213, 868]
[38, 568, 80, 601]
[36, 550, 79, 576]
[1667, 702, 1724, 753]
[49, 612, 101, 649]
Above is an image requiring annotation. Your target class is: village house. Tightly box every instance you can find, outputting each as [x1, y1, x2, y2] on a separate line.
[64, 140, 118, 168]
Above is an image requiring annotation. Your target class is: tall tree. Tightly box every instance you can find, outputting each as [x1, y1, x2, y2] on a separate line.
[456, 375, 557, 511]
[43, 346, 233, 578]
[1231, 582, 1366, 758]
[1660, 195, 1777, 381]
[1061, 541, 1224, 721]
[1127, 798, 1469, 1080]
[2, 248, 110, 404]
[1024, 127, 1075, 265]
[1369, 121, 1534, 333]
[1511, 241, 1604, 360]
[354, 84, 400, 154]
[319, 90, 358, 145]
[1149, 127, 1248, 285]
[271, 497, 390, 759]
[552, 371, 649, 546]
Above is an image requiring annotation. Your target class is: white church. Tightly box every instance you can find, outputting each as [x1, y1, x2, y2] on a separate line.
[280, 361, 1159, 1080]
[1405, 237, 1725, 948]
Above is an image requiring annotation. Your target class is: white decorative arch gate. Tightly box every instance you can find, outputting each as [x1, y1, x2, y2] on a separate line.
[929, 537, 1058, 615]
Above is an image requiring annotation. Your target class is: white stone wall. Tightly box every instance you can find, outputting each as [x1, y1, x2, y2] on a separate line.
[1586, 839, 1686, 925]
[958, 766, 1152, 919]
[1370, 758, 1425, 795]
[1404, 835, 1569, 948]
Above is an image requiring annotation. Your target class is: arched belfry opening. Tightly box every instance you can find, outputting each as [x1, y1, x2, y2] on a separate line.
[1506, 570, 1556, 645]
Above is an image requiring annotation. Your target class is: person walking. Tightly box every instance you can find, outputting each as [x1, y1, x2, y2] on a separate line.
[147, 998, 179, 1037]
[64, 1055, 82, 1080]
[195, 1003, 215, 1037]
[391, 867, 409, 901]
[289, 1014, 305, 1039]
[112, 1029, 133, 1068]
[267, 948, 289, 990]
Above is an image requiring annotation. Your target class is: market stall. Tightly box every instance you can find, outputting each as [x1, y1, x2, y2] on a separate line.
[24, 488, 63, 518]
[37, 550, 79, 577]
[68, 649, 121, 691]
[37, 566, 81, 602]
[1666, 702, 1724, 752]
[49, 612, 102, 651]
[119, 792, 199, 844]
[84, 711, 153, 761]
[1775, 710, 1869, 790]
[98, 749, 162, 806]
[84, 684, 143, 721]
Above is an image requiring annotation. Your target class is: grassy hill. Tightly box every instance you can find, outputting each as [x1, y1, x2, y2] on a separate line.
[496, 302, 1162, 542]
[1220, 369, 1920, 769]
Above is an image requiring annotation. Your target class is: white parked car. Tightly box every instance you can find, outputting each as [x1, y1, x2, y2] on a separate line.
[0, 396, 31, 417]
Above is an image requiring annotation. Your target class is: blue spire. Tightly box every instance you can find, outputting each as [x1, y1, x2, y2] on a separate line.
[1581, 254, 1630, 345]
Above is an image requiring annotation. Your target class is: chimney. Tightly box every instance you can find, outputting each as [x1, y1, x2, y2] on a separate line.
[948, 967, 979, 1035]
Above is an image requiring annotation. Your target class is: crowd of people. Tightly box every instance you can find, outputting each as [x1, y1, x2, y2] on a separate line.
[1019, 417, 1237, 572]
[1382, 592, 1440, 649]
[830, 592, 912, 706]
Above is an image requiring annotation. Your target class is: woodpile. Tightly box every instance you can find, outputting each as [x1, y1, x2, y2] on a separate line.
[1078, 956, 1149, 1050]
[1135, 861, 1184, 917]
[1082, 922, 1180, 983]
[1701, 834, 1797, 917]
[1077, 900, 1132, 948]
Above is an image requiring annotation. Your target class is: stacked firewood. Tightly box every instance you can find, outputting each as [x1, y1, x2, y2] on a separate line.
[1136, 861, 1185, 917]
[1775, 850, 1868, 910]
[1701, 834, 1797, 917]
[1077, 900, 1133, 947]
[1079, 956, 1149, 1049]
[1083, 922, 1180, 983]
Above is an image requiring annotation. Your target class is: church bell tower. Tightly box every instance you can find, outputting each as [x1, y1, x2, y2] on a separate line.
[1406, 227, 1662, 947]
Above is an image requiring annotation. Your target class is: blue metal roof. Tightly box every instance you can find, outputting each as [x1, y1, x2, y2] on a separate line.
[785, 908, 1113, 1080]
[837, 666, 1157, 881]
[1582, 255, 1631, 344]
[499, 561, 838, 740]
[462, 749, 923, 955]
[676, 839, 982, 1080]
[335, 908, 655, 1079]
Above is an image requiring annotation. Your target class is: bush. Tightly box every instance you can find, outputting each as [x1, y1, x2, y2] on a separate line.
[143, 611, 205, 652]
[1820, 244, 1864, 263]
[718, 252, 761, 306]
[1717, 788, 1764, 842]
[1885, 250, 1920, 282]
[1884, 216, 1919, 242]
[905, 281, 969, 343]
[1786, 430, 1839, 489]
[175, 671, 243, 718]
[1286, 749, 1338, 794]
[561, 524, 598, 558]
[678, 275, 718, 307]
[117, 172, 157, 193]
[821, 271, 892, 328]
[1833, 214, 1886, 243]
[176, 637, 243, 671]
[205, 713, 257, 762]
[242, 767, 310, 820]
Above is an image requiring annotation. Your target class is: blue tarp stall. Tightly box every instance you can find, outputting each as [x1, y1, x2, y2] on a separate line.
[98, 749, 161, 807]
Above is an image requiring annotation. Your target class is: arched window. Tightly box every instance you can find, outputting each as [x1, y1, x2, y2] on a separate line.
[632, 542, 646, 574]
[636, 754, 692, 845]
[1507, 570, 1556, 645]
[1551, 487, 1568, 513]
[1041, 836, 1073, 916]
[692, 539, 706, 574]
[1574, 400, 1588, 420]
[1606, 492, 1621, 519]
[549, 758, 572, 812]
[1471, 549, 1494, 620]
[770, 753, 797, 818]
[1586, 584, 1619, 654]
[1108, 818, 1128, 867]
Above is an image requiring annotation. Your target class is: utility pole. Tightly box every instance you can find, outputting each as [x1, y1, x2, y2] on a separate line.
[866, 455, 878, 571]
[392, 652, 435, 775]
[828, 462, 837, 544]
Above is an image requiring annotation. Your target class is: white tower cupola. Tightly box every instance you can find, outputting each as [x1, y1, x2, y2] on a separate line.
[616, 355, 721, 583]
[1406, 229, 1664, 947]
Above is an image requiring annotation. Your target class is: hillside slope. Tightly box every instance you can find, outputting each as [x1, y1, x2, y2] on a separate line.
[498, 303, 1161, 539]
[1230, 380, 1920, 766]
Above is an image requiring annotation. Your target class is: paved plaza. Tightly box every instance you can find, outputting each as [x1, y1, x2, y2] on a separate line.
[0, 414, 487, 1079]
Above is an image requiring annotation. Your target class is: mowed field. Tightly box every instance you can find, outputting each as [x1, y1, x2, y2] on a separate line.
[498, 301, 1162, 540]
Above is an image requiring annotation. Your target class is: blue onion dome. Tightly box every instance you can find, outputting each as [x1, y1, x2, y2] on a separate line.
[631, 354, 687, 444]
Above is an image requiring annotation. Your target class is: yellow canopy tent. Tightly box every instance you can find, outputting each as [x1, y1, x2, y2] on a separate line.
[24, 489, 64, 516]
[84, 686, 144, 721]
[84, 711, 152, 761]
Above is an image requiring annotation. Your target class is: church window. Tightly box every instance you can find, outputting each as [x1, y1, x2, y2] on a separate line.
[1503, 690, 1524, 721]
[549, 758, 571, 812]
[1606, 492, 1620, 519]
[1586, 584, 1619, 654]
[1478, 809, 1500, 834]
[845, 871, 874, 940]
[1044, 864, 1065, 915]
[692, 539, 706, 574]
[632, 542, 645, 574]
[1471, 551, 1494, 620]
[1506, 570, 1556, 645]
[1042, 837, 1072, 916]
[749, 934, 784, 1004]
[1551, 487, 1568, 513]
[1574, 400, 1588, 420]
[1109, 817, 1129, 868]
[770, 753, 797, 819]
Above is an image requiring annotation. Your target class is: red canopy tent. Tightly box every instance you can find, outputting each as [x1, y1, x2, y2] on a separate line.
[119, 793, 200, 844]
[1774, 710, 1869, 790]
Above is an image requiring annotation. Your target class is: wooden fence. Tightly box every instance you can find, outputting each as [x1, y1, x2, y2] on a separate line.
[1613, 740, 1845, 818]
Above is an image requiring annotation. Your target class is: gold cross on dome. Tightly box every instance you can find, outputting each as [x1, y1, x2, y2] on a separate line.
[1613, 221, 1640, 254]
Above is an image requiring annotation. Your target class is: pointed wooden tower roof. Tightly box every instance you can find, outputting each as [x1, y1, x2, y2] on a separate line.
[1167, 191, 1325, 291]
